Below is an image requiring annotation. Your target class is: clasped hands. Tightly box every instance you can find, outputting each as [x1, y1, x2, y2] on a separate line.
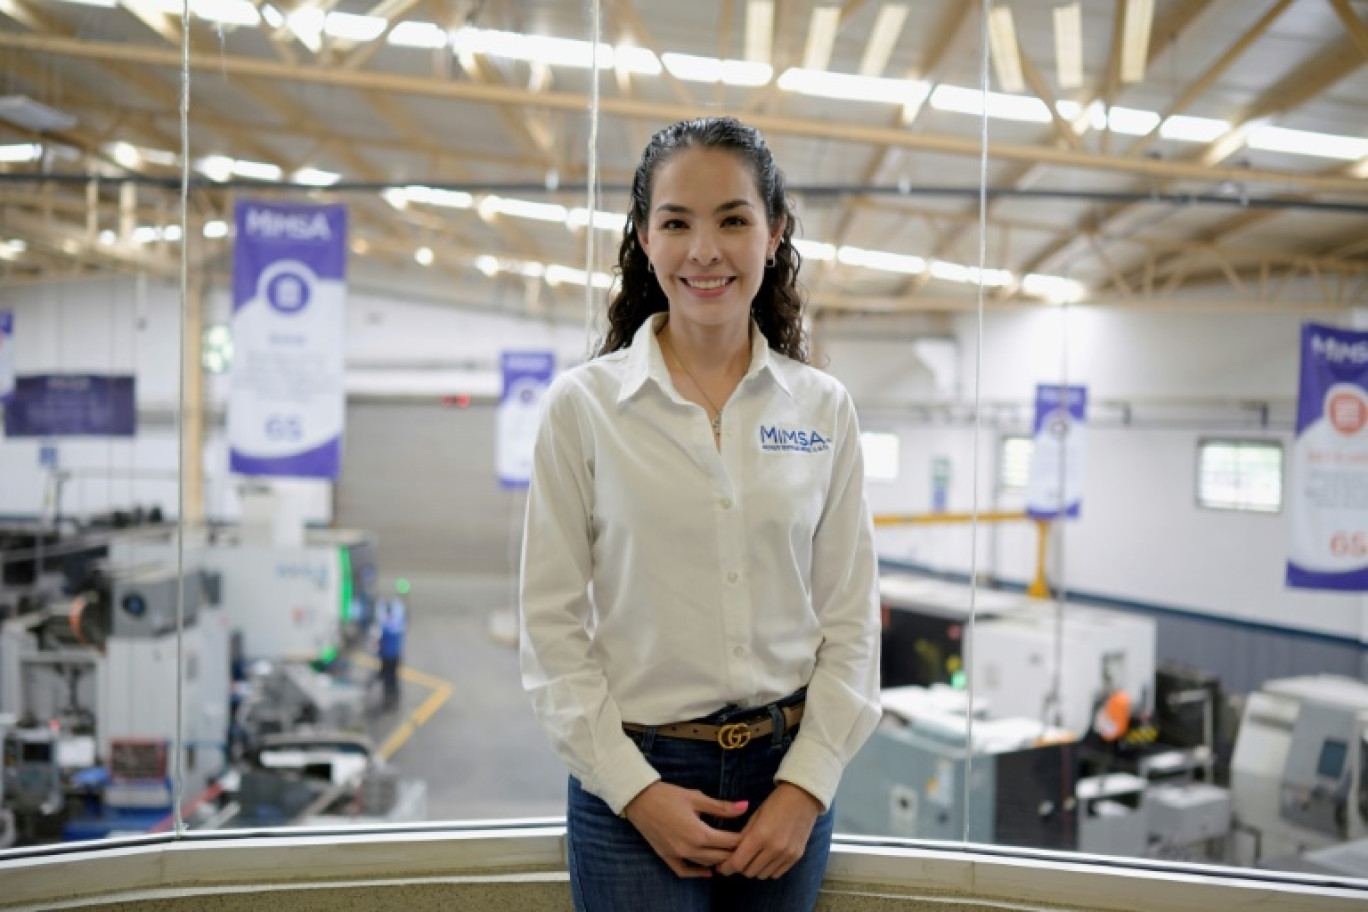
[622, 780, 822, 880]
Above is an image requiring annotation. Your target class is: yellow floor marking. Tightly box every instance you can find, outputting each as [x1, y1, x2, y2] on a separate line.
[352, 654, 455, 760]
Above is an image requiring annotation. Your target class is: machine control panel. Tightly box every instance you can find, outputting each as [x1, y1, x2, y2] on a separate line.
[1280, 702, 1361, 839]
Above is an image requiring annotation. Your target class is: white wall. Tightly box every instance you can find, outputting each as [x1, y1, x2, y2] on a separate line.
[4, 277, 1364, 646]
[869, 306, 1368, 644]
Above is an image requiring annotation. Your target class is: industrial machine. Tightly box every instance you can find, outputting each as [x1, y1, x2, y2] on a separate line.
[877, 574, 1037, 688]
[196, 529, 378, 664]
[968, 604, 1156, 737]
[1230, 674, 1368, 866]
[0, 559, 230, 843]
[835, 685, 1079, 850]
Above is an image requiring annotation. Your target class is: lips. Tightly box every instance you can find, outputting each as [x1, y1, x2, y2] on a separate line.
[680, 276, 734, 290]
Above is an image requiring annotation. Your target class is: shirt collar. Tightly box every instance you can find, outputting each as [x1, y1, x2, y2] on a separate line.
[616, 313, 793, 404]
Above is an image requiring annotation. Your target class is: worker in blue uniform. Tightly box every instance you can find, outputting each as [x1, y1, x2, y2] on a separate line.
[374, 581, 408, 712]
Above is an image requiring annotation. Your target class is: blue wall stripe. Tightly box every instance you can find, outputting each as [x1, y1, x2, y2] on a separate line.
[878, 557, 1367, 653]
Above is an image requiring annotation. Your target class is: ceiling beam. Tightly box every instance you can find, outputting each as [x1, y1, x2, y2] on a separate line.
[1327, 0, 1368, 60]
[5, 34, 1365, 193]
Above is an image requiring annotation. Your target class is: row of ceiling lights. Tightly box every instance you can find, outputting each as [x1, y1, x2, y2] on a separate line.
[40, 0, 1368, 163]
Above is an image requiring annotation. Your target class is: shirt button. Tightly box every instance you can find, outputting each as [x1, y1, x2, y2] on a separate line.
[721, 498, 733, 509]
[727, 571, 739, 583]
[733, 646, 746, 657]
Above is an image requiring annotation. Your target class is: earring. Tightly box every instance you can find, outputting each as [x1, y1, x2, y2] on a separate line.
[648, 260, 655, 273]
[766, 253, 777, 268]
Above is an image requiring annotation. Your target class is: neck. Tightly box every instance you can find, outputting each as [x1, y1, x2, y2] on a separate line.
[658, 315, 751, 375]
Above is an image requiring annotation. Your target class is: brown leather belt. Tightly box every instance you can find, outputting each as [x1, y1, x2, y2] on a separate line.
[623, 702, 804, 750]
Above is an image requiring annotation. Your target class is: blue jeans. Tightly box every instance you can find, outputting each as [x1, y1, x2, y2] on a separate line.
[566, 694, 833, 912]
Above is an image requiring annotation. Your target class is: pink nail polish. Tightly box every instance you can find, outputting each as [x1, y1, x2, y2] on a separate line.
[734, 800, 749, 810]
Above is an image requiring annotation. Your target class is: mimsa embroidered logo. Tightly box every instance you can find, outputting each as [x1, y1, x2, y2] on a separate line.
[759, 425, 831, 453]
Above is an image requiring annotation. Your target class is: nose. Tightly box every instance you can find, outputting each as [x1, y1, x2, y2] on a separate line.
[689, 227, 721, 265]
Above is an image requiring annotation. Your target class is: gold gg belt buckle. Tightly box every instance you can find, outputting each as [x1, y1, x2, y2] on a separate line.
[717, 722, 752, 750]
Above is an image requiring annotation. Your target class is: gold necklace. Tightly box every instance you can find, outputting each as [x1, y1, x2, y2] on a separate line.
[659, 333, 726, 438]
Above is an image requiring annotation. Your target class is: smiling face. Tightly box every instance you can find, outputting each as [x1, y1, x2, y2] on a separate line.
[638, 147, 784, 335]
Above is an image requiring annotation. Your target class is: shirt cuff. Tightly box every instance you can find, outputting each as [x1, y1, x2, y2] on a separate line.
[589, 739, 661, 816]
[774, 735, 844, 812]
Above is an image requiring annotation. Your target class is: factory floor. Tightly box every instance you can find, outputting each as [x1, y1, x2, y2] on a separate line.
[360, 573, 566, 823]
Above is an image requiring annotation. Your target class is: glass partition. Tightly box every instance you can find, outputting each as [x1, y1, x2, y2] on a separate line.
[2, 0, 1367, 894]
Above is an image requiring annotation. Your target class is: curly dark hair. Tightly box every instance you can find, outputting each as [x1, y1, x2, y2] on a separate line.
[595, 117, 808, 363]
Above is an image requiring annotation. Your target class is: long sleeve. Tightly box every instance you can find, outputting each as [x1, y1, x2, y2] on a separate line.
[518, 377, 660, 814]
[775, 388, 882, 809]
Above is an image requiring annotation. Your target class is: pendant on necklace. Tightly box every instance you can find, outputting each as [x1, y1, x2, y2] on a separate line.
[711, 416, 722, 437]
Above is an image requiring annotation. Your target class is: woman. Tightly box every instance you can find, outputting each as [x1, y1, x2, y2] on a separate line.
[520, 116, 881, 911]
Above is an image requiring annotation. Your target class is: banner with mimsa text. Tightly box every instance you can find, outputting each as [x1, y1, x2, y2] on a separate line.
[229, 200, 348, 480]
[1287, 323, 1368, 591]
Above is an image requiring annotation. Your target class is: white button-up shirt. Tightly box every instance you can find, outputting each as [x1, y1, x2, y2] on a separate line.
[519, 314, 881, 815]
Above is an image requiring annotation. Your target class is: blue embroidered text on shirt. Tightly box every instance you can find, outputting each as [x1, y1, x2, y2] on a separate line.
[759, 425, 832, 453]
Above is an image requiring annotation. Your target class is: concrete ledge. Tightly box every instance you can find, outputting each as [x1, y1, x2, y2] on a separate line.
[1, 826, 1365, 912]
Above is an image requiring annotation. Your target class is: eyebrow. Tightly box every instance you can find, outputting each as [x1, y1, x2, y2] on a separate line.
[653, 199, 756, 216]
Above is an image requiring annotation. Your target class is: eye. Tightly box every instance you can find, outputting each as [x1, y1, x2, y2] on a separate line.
[659, 217, 687, 230]
[722, 215, 750, 227]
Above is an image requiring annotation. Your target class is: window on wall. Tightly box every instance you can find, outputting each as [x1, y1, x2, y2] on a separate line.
[860, 431, 899, 482]
[999, 435, 1034, 490]
[1197, 439, 1283, 513]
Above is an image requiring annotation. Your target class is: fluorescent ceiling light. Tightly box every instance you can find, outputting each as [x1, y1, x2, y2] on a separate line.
[1159, 114, 1228, 144]
[613, 47, 662, 75]
[930, 260, 1012, 286]
[196, 155, 235, 182]
[388, 21, 447, 48]
[260, 3, 283, 28]
[931, 84, 1051, 123]
[1105, 105, 1161, 136]
[802, 6, 842, 73]
[286, 8, 324, 52]
[1023, 273, 1084, 303]
[132, 225, 182, 244]
[293, 167, 341, 186]
[189, 0, 261, 27]
[1246, 125, 1368, 161]
[837, 245, 924, 274]
[987, 6, 1025, 94]
[478, 196, 568, 223]
[475, 255, 499, 276]
[0, 143, 43, 163]
[1120, 0, 1153, 84]
[793, 239, 835, 261]
[453, 28, 608, 69]
[232, 159, 284, 180]
[1352, 156, 1368, 179]
[56, 0, 116, 6]
[1053, 2, 1083, 90]
[745, 0, 774, 64]
[662, 53, 772, 86]
[402, 185, 474, 209]
[545, 264, 613, 289]
[203, 220, 229, 238]
[324, 11, 387, 42]
[108, 141, 142, 169]
[858, 4, 907, 77]
[567, 208, 628, 232]
[778, 68, 929, 106]
[0, 95, 77, 132]
[98, 230, 117, 246]
[415, 246, 434, 266]
[0, 239, 27, 259]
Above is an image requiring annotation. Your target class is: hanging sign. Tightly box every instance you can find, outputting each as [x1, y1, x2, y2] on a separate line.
[497, 350, 555, 488]
[1287, 323, 1368, 591]
[0, 310, 13, 403]
[1026, 384, 1088, 520]
[228, 200, 348, 479]
[3, 375, 136, 437]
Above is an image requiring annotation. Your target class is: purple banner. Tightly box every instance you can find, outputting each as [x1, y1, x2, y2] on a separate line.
[1026, 384, 1088, 520]
[0, 310, 13, 402]
[1287, 323, 1368, 591]
[4, 374, 136, 437]
[228, 200, 348, 479]
[497, 350, 555, 488]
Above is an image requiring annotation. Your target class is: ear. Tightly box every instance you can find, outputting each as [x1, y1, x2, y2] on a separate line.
[768, 214, 786, 258]
[637, 225, 651, 259]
